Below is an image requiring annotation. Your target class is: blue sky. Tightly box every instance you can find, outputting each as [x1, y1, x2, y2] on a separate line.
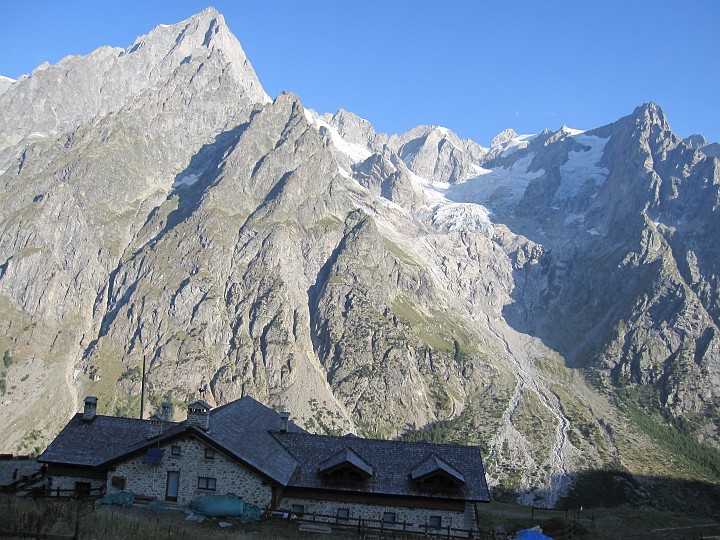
[1, 1, 718, 145]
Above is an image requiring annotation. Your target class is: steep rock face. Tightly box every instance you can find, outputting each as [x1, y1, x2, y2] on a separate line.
[0, 8, 267, 151]
[0, 8, 269, 449]
[388, 125, 488, 184]
[502, 104, 720, 424]
[351, 151, 429, 212]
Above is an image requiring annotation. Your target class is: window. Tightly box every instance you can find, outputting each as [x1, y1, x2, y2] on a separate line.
[205, 448, 215, 460]
[336, 508, 350, 521]
[382, 512, 396, 523]
[110, 476, 126, 490]
[171, 445, 181, 456]
[197, 477, 217, 490]
[429, 516, 442, 528]
[417, 473, 459, 492]
[291, 504, 304, 517]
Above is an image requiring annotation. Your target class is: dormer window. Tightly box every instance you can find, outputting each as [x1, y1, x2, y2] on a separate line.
[410, 454, 465, 492]
[318, 447, 373, 484]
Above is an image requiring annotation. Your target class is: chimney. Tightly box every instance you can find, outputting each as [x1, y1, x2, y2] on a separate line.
[279, 412, 290, 433]
[148, 414, 164, 438]
[83, 396, 98, 421]
[186, 400, 211, 431]
[160, 402, 172, 422]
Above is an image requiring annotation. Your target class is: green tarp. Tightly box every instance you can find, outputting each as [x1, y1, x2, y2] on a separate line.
[189, 494, 261, 522]
[95, 491, 134, 507]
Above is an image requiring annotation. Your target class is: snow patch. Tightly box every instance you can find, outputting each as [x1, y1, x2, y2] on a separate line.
[304, 109, 371, 163]
[418, 202, 494, 236]
[0, 75, 15, 83]
[561, 125, 585, 136]
[445, 154, 544, 207]
[554, 134, 609, 203]
[492, 133, 535, 157]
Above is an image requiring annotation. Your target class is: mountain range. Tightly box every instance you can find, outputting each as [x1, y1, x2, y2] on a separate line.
[1, 8, 718, 508]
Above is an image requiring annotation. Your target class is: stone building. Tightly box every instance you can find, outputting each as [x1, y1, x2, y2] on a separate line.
[39, 395, 490, 532]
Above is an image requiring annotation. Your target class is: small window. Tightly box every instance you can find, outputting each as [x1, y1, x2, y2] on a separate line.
[111, 476, 126, 490]
[383, 512, 396, 523]
[429, 515, 442, 528]
[291, 504, 304, 517]
[171, 445, 181, 456]
[205, 448, 215, 460]
[197, 477, 217, 490]
[337, 508, 350, 520]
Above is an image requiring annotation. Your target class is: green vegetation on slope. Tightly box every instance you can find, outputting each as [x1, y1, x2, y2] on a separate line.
[616, 388, 720, 482]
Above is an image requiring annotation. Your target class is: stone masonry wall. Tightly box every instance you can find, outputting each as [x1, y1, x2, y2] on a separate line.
[107, 435, 272, 507]
[48, 474, 105, 494]
[279, 496, 465, 532]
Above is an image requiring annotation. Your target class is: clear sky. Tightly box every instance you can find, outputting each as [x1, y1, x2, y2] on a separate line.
[1, 1, 718, 146]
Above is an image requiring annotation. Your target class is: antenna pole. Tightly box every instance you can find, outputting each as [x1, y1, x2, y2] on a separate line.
[139, 355, 147, 419]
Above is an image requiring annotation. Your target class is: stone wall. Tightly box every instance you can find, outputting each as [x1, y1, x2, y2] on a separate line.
[48, 474, 104, 495]
[279, 496, 466, 532]
[107, 435, 272, 507]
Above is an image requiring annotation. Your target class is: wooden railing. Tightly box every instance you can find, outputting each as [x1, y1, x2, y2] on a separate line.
[270, 509, 480, 539]
[0, 469, 45, 492]
[29, 486, 104, 499]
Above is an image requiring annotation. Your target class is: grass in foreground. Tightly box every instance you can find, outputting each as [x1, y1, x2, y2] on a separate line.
[478, 501, 720, 540]
[0, 496, 356, 540]
[1, 496, 719, 540]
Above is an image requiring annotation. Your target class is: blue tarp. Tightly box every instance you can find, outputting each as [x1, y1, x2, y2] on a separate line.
[189, 493, 261, 522]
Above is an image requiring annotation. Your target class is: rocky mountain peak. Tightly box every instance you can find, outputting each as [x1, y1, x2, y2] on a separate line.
[632, 101, 671, 134]
[490, 128, 519, 147]
[0, 7, 268, 150]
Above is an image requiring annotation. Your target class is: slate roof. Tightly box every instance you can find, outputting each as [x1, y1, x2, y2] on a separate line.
[319, 447, 374, 477]
[38, 415, 179, 467]
[274, 432, 490, 502]
[410, 453, 466, 484]
[194, 397, 304, 485]
[0, 458, 43, 488]
[38, 396, 304, 486]
[39, 397, 490, 502]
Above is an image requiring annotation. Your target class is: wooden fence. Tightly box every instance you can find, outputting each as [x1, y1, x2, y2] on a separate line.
[269, 509, 480, 539]
[29, 486, 104, 499]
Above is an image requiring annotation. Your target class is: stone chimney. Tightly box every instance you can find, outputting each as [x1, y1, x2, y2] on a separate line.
[279, 412, 290, 433]
[148, 414, 164, 438]
[187, 400, 212, 431]
[160, 402, 173, 422]
[83, 396, 98, 421]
